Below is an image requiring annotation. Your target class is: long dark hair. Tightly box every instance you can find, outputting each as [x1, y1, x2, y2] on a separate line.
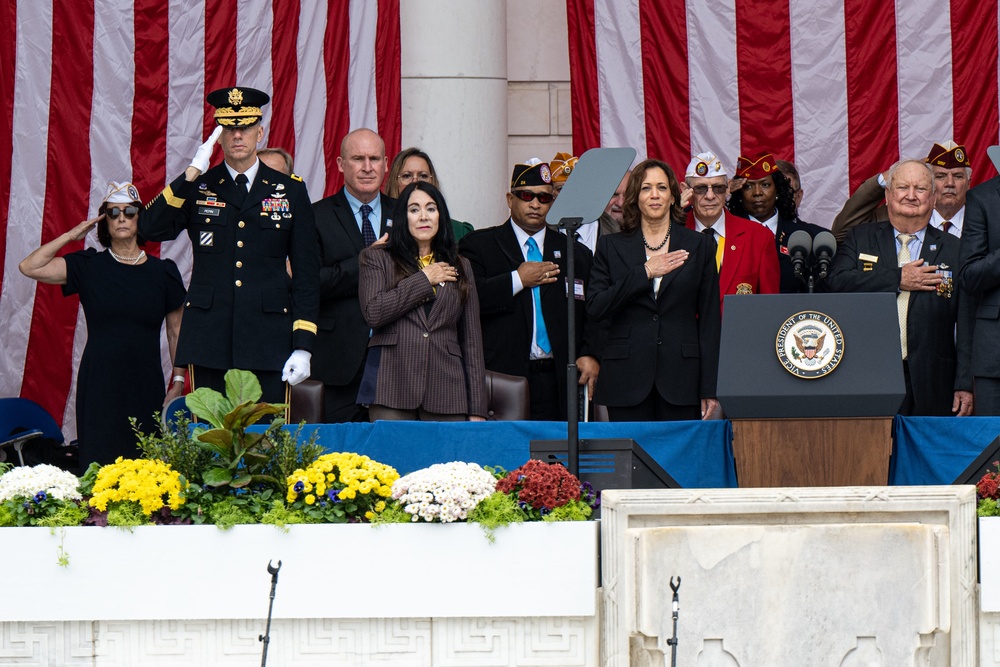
[621, 159, 685, 232]
[387, 181, 469, 301]
[727, 169, 798, 221]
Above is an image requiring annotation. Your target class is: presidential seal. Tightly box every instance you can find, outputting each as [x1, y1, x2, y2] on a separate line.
[775, 311, 844, 378]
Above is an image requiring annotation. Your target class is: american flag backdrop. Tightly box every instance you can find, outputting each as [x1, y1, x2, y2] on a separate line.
[0, 0, 400, 439]
[567, 0, 1000, 228]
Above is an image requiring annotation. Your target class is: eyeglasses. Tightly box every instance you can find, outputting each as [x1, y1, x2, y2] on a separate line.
[106, 206, 139, 219]
[398, 171, 432, 184]
[510, 190, 555, 204]
[690, 184, 728, 196]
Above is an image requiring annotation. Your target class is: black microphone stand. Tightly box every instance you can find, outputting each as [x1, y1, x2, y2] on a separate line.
[667, 576, 681, 666]
[259, 559, 281, 667]
[556, 216, 584, 476]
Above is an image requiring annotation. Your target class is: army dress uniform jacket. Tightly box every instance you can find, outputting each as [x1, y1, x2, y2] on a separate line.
[828, 221, 972, 415]
[140, 162, 320, 372]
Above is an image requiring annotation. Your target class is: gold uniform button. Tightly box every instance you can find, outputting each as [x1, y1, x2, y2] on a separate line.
[204, 218, 211, 223]
[237, 241, 244, 248]
[236, 261, 243, 268]
[275, 223, 281, 228]
[238, 221, 245, 228]
[185, 301, 191, 307]
[235, 280, 242, 287]
[283, 308, 288, 314]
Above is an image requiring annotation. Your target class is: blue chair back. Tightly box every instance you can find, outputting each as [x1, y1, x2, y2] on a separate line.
[162, 395, 192, 431]
[0, 397, 64, 444]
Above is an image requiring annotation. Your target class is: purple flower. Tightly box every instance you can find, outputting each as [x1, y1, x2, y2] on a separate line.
[327, 489, 341, 503]
[33, 491, 47, 504]
[293, 481, 305, 493]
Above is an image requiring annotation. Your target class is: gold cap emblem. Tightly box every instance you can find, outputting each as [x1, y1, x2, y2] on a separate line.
[228, 88, 243, 105]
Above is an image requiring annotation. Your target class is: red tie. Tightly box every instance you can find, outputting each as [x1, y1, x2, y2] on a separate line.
[941, 220, 952, 234]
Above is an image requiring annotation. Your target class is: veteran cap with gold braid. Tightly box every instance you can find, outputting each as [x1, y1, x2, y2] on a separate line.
[206, 86, 270, 127]
[511, 159, 553, 188]
[925, 141, 971, 169]
[103, 181, 141, 205]
[550, 152, 578, 185]
[735, 153, 779, 180]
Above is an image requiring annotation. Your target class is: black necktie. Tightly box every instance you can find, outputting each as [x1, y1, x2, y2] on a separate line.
[233, 173, 248, 208]
[360, 203, 376, 247]
[702, 227, 717, 252]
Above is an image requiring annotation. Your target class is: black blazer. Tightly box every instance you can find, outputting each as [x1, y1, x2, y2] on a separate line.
[311, 188, 396, 386]
[586, 225, 721, 408]
[829, 221, 972, 414]
[960, 176, 1000, 379]
[140, 163, 319, 371]
[459, 220, 597, 419]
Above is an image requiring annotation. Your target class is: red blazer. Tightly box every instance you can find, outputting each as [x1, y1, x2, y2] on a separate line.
[686, 210, 780, 304]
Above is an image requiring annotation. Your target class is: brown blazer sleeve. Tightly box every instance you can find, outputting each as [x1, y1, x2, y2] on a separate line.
[831, 175, 890, 242]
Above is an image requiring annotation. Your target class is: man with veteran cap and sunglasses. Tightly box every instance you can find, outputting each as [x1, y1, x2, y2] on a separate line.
[681, 151, 779, 308]
[459, 160, 601, 420]
[141, 86, 320, 404]
[833, 142, 972, 242]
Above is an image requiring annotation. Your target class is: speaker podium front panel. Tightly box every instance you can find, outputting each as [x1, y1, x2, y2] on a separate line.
[718, 293, 903, 487]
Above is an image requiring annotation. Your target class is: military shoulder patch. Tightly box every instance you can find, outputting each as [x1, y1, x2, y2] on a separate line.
[290, 173, 303, 182]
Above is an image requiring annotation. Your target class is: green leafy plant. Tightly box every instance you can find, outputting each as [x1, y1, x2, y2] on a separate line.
[185, 369, 287, 491]
[133, 412, 214, 485]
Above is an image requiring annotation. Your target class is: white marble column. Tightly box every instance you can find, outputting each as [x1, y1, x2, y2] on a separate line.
[399, 0, 508, 228]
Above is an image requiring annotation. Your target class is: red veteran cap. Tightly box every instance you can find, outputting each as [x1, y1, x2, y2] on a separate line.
[735, 153, 779, 180]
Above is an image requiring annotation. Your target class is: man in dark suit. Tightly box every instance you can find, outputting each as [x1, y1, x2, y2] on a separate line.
[727, 153, 826, 293]
[959, 148, 1000, 414]
[460, 161, 600, 420]
[311, 128, 395, 422]
[141, 86, 319, 403]
[829, 159, 973, 416]
[681, 151, 779, 308]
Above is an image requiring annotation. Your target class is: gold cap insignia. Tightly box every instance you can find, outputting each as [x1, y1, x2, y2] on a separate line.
[228, 88, 243, 105]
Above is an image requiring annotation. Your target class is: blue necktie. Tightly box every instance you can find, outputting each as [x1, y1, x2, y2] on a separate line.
[525, 237, 551, 355]
[360, 204, 376, 247]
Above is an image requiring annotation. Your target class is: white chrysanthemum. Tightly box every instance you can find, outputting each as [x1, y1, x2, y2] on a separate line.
[0, 464, 82, 502]
[391, 461, 496, 523]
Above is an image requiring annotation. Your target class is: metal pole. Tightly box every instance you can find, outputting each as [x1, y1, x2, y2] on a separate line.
[259, 559, 282, 667]
[558, 217, 584, 476]
[667, 576, 681, 666]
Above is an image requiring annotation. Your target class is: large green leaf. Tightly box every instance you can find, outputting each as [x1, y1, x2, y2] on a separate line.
[186, 389, 233, 428]
[230, 473, 253, 488]
[224, 369, 263, 406]
[197, 428, 236, 457]
[203, 467, 233, 487]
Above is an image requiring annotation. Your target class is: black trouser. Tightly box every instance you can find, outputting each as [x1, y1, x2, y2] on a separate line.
[607, 386, 700, 422]
[527, 359, 561, 421]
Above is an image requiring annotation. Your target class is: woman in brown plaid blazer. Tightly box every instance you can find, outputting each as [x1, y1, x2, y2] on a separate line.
[358, 182, 487, 421]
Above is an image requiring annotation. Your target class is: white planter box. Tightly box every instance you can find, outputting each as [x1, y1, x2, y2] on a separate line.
[0, 521, 598, 622]
[982, 516, 1000, 612]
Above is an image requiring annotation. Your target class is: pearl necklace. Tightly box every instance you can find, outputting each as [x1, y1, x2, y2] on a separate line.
[109, 249, 146, 265]
[642, 222, 671, 251]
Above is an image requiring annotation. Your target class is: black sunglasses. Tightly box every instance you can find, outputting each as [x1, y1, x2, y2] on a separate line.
[511, 190, 554, 204]
[690, 184, 728, 196]
[106, 206, 139, 219]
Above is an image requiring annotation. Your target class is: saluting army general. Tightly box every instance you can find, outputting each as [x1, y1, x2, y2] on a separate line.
[140, 86, 319, 403]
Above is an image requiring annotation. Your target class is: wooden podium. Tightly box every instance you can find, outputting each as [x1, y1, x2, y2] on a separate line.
[731, 418, 892, 487]
[718, 294, 905, 488]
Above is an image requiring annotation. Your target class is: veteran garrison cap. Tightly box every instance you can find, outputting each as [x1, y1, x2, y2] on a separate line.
[686, 151, 728, 179]
[925, 141, 971, 170]
[550, 152, 578, 185]
[735, 153, 779, 180]
[207, 86, 270, 127]
[511, 159, 552, 189]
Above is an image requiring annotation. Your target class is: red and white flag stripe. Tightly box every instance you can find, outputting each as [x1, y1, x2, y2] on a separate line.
[569, 0, 1000, 228]
[0, 0, 400, 439]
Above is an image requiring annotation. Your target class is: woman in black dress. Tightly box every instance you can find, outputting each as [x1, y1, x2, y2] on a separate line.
[19, 182, 186, 466]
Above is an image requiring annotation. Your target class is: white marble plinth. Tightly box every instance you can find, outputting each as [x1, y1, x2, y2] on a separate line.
[600, 486, 978, 667]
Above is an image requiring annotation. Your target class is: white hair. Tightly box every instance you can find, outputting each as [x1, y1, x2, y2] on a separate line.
[886, 159, 936, 194]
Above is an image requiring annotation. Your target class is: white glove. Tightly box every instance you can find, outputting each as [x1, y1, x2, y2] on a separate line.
[282, 350, 312, 385]
[189, 126, 223, 173]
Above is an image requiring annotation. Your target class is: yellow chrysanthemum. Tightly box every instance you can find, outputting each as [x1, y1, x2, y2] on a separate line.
[88, 458, 186, 516]
[305, 494, 316, 505]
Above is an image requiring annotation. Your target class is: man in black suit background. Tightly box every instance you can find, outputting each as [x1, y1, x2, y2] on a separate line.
[141, 86, 319, 403]
[959, 148, 1000, 414]
[829, 159, 973, 416]
[459, 160, 600, 420]
[312, 128, 394, 422]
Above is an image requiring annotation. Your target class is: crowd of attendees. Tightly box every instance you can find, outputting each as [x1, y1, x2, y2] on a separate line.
[20, 85, 999, 464]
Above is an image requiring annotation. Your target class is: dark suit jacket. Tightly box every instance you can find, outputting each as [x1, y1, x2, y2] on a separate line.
[586, 225, 721, 407]
[959, 176, 1000, 378]
[311, 188, 396, 386]
[358, 248, 486, 417]
[140, 163, 319, 371]
[829, 221, 972, 414]
[459, 220, 597, 419]
[684, 211, 780, 303]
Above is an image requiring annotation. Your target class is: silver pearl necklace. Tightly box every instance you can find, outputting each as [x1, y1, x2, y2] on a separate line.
[109, 249, 146, 265]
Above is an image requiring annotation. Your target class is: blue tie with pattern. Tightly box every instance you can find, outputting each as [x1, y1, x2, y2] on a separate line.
[360, 203, 376, 247]
[525, 237, 552, 354]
